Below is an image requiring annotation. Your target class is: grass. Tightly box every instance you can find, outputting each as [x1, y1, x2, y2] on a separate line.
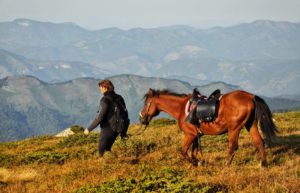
[0, 111, 299, 193]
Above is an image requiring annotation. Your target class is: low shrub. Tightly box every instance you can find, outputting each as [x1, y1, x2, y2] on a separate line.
[150, 118, 177, 127]
[57, 133, 98, 148]
[21, 151, 69, 165]
[0, 153, 15, 167]
[68, 149, 97, 160]
[70, 125, 85, 134]
[0, 141, 18, 149]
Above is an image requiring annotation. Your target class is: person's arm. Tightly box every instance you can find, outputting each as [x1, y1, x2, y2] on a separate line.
[120, 97, 127, 108]
[86, 98, 109, 132]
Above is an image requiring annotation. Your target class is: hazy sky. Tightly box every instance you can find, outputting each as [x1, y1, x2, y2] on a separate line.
[0, 0, 299, 29]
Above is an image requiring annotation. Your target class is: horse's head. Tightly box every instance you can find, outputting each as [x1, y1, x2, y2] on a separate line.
[139, 88, 161, 125]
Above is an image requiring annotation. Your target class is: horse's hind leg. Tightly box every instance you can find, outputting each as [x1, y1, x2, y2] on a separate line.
[247, 122, 267, 167]
[227, 129, 240, 165]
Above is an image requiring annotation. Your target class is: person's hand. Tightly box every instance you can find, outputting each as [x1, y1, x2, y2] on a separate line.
[84, 128, 90, 135]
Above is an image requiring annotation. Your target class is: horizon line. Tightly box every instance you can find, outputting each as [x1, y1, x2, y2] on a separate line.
[1, 18, 300, 31]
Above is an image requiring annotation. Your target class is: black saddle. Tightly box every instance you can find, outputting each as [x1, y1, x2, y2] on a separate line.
[208, 89, 221, 100]
[195, 99, 218, 122]
[186, 89, 221, 126]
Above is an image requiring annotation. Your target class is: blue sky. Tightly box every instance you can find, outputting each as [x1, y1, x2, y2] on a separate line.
[0, 0, 299, 29]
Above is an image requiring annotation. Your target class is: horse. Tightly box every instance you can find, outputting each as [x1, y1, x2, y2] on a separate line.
[139, 88, 277, 166]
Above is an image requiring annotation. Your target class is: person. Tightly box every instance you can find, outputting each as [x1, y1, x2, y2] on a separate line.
[84, 79, 129, 157]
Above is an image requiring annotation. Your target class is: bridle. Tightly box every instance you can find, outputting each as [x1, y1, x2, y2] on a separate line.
[139, 97, 153, 124]
[145, 97, 153, 116]
[132, 97, 154, 136]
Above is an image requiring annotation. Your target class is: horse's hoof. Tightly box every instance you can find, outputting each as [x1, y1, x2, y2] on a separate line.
[200, 160, 207, 166]
[261, 160, 267, 167]
[192, 161, 198, 166]
[191, 158, 199, 166]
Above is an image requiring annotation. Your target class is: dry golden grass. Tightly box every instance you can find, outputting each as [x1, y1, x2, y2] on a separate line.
[0, 112, 299, 193]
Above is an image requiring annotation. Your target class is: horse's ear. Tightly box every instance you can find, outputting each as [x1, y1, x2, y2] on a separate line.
[148, 88, 154, 96]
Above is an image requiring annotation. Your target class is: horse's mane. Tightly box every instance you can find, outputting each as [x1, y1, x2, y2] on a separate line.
[144, 89, 188, 99]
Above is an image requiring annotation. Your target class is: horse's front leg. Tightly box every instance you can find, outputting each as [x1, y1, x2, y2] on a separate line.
[191, 134, 205, 165]
[190, 137, 200, 166]
[182, 134, 198, 166]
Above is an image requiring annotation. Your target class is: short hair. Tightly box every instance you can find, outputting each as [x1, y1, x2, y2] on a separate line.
[98, 79, 114, 91]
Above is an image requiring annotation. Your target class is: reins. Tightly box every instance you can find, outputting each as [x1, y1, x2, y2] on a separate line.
[131, 124, 148, 136]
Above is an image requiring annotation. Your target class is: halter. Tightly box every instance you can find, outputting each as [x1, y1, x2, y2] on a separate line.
[139, 97, 153, 120]
[135, 97, 153, 135]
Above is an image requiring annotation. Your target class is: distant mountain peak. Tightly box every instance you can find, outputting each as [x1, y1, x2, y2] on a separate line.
[13, 18, 44, 26]
[16, 21, 32, 27]
[13, 18, 35, 23]
[12, 18, 84, 29]
[4, 75, 44, 85]
[249, 19, 297, 30]
[252, 19, 276, 25]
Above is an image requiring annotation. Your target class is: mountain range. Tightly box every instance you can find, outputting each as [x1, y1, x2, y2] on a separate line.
[0, 19, 299, 96]
[0, 19, 300, 142]
[1, 75, 299, 142]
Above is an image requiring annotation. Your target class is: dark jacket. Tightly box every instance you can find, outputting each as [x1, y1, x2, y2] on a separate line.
[87, 90, 126, 132]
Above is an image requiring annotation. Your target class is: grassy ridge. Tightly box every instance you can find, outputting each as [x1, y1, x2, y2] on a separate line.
[0, 113, 299, 193]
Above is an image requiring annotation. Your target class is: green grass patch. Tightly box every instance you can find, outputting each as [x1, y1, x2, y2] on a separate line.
[150, 118, 177, 127]
[21, 151, 69, 165]
[75, 169, 228, 193]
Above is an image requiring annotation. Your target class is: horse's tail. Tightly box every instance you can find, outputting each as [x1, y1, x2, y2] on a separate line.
[254, 95, 278, 141]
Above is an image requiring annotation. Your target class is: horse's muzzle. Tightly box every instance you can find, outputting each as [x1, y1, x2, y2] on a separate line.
[139, 112, 149, 125]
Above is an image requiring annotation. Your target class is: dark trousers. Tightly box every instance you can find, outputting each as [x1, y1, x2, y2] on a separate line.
[98, 127, 118, 157]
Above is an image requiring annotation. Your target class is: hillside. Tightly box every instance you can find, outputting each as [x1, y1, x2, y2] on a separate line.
[1, 75, 300, 142]
[0, 112, 299, 193]
[0, 75, 236, 142]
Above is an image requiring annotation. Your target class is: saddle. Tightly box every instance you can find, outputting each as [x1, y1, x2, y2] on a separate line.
[185, 88, 221, 127]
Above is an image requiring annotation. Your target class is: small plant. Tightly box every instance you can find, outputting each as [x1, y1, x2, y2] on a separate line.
[116, 138, 157, 158]
[70, 125, 85, 134]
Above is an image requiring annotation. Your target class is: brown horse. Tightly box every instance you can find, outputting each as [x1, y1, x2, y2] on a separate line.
[139, 88, 277, 166]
